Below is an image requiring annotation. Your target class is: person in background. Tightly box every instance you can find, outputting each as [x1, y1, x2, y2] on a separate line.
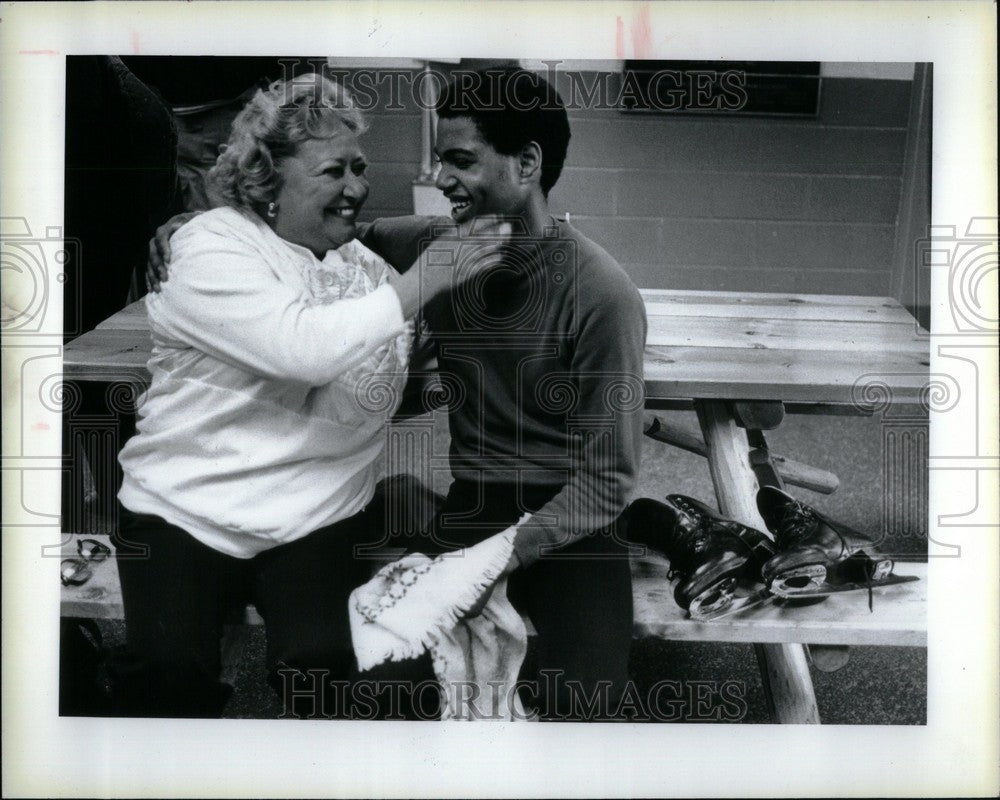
[60, 54, 180, 716]
[122, 56, 302, 212]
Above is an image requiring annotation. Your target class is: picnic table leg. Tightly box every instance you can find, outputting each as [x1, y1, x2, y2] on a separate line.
[694, 399, 821, 724]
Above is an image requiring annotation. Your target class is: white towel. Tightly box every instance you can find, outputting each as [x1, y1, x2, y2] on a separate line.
[349, 526, 531, 721]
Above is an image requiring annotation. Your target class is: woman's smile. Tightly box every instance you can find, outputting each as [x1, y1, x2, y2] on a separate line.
[271, 130, 370, 256]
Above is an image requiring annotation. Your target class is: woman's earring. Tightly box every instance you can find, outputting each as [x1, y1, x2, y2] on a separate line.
[267, 202, 278, 219]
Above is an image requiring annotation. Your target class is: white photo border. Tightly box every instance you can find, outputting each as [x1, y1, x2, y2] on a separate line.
[2, 1, 997, 797]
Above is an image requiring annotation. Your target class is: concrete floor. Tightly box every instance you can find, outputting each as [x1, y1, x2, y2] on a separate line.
[88, 409, 928, 723]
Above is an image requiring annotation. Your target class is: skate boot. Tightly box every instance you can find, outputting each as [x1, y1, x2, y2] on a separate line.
[757, 486, 910, 607]
[626, 495, 776, 618]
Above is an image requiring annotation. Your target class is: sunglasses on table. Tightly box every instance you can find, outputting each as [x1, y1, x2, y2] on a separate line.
[60, 538, 112, 587]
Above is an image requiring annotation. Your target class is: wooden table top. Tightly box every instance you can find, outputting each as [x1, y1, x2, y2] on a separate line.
[61, 535, 926, 647]
[63, 289, 930, 406]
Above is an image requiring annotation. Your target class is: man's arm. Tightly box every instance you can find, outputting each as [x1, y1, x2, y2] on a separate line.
[357, 215, 449, 274]
[509, 280, 648, 568]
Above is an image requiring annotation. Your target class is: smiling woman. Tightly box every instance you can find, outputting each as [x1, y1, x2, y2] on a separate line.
[206, 76, 370, 256]
[110, 74, 508, 719]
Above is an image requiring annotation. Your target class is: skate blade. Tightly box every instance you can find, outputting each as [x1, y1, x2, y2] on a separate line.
[690, 586, 773, 621]
[782, 573, 919, 598]
[687, 577, 738, 619]
[868, 558, 894, 582]
[828, 554, 896, 584]
[770, 564, 827, 597]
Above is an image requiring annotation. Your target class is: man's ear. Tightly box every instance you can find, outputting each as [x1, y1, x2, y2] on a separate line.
[518, 141, 543, 186]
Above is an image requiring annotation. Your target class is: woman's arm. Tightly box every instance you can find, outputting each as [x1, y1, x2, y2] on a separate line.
[151, 220, 407, 385]
[152, 213, 510, 386]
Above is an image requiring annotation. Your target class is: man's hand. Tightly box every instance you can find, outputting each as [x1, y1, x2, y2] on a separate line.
[146, 211, 200, 292]
[462, 548, 521, 619]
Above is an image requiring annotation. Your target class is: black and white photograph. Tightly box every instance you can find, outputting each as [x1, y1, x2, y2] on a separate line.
[1, 2, 996, 797]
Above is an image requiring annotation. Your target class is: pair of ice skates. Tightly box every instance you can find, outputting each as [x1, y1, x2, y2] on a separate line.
[627, 487, 917, 620]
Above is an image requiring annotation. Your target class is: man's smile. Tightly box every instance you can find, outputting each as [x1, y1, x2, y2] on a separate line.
[447, 194, 473, 219]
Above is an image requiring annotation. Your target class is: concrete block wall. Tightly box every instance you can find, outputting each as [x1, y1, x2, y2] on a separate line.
[547, 72, 912, 296]
[352, 67, 915, 297]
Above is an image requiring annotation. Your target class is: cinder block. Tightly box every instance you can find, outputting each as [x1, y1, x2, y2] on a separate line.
[571, 217, 663, 264]
[753, 222, 896, 272]
[662, 219, 759, 268]
[737, 125, 907, 176]
[548, 168, 617, 216]
[362, 115, 423, 164]
[709, 174, 810, 220]
[363, 162, 422, 212]
[568, 118, 741, 170]
[807, 177, 902, 223]
[616, 171, 715, 218]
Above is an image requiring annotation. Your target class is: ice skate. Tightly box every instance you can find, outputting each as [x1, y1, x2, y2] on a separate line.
[626, 495, 776, 619]
[756, 486, 917, 607]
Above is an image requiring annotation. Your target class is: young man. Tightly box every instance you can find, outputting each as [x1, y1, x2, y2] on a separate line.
[359, 67, 647, 720]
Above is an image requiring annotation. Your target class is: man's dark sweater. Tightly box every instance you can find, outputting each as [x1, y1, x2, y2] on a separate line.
[360, 216, 647, 567]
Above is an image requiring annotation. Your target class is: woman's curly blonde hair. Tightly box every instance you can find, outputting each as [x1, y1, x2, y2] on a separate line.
[206, 73, 368, 214]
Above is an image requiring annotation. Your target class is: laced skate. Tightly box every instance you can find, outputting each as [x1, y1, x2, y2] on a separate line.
[757, 486, 916, 609]
[626, 495, 776, 619]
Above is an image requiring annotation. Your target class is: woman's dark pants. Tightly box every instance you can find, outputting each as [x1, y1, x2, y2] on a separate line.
[111, 506, 379, 718]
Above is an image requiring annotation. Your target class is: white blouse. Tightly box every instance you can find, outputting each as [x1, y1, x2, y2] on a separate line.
[118, 206, 410, 557]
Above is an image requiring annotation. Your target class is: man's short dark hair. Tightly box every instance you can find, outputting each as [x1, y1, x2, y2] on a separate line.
[436, 67, 571, 196]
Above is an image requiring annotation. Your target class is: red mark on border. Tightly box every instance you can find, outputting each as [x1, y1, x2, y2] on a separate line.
[130, 30, 142, 54]
[631, 4, 652, 59]
[19, 49, 59, 55]
[32, 422, 51, 431]
[615, 16, 624, 58]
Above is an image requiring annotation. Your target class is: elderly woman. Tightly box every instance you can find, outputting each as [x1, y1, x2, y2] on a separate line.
[113, 74, 503, 718]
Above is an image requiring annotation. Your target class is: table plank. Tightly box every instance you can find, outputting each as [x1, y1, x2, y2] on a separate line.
[640, 287, 907, 308]
[632, 555, 926, 647]
[62, 328, 152, 384]
[646, 315, 927, 354]
[641, 292, 919, 326]
[106, 294, 920, 329]
[644, 301, 917, 325]
[64, 291, 930, 406]
[61, 535, 123, 619]
[644, 344, 929, 404]
[94, 299, 149, 330]
[61, 536, 926, 648]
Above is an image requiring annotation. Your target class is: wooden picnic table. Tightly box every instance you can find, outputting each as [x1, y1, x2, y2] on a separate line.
[65, 289, 930, 405]
[62, 534, 928, 648]
[61, 289, 930, 723]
